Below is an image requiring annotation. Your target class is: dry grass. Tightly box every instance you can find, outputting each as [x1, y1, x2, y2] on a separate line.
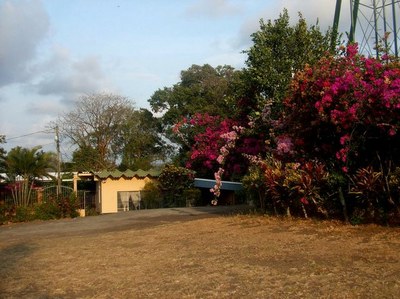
[1, 214, 400, 298]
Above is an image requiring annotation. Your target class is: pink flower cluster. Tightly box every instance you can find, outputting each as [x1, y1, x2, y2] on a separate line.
[284, 44, 400, 172]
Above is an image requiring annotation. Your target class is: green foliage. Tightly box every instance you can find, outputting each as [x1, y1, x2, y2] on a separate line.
[158, 165, 195, 207]
[5, 146, 55, 207]
[34, 201, 61, 220]
[149, 64, 242, 163]
[72, 145, 102, 172]
[242, 164, 267, 211]
[150, 64, 240, 126]
[349, 166, 400, 224]
[0, 193, 82, 224]
[244, 9, 332, 109]
[182, 188, 201, 207]
[141, 181, 163, 209]
[6, 146, 56, 182]
[64, 94, 168, 172]
[14, 206, 36, 222]
[118, 109, 170, 170]
[56, 193, 80, 218]
[159, 164, 195, 191]
[0, 135, 6, 175]
[0, 204, 14, 224]
[243, 156, 329, 218]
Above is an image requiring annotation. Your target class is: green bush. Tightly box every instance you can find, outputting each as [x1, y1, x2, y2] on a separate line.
[55, 193, 80, 218]
[141, 181, 163, 209]
[159, 165, 195, 207]
[34, 201, 61, 220]
[0, 204, 15, 224]
[14, 206, 36, 222]
[182, 188, 201, 207]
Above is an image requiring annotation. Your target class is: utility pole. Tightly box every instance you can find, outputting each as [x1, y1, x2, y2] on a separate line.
[55, 125, 61, 196]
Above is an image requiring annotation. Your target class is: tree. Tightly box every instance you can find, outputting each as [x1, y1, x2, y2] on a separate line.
[0, 135, 6, 175]
[59, 93, 135, 171]
[6, 146, 56, 206]
[243, 9, 332, 113]
[149, 64, 241, 140]
[118, 109, 170, 170]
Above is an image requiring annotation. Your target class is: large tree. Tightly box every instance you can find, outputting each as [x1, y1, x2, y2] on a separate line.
[173, 11, 333, 176]
[149, 64, 241, 133]
[148, 64, 242, 165]
[59, 93, 135, 171]
[243, 9, 333, 114]
[118, 109, 170, 170]
[60, 93, 166, 171]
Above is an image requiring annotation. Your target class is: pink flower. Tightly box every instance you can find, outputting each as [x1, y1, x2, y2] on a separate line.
[300, 197, 309, 205]
[340, 134, 350, 145]
[276, 135, 294, 156]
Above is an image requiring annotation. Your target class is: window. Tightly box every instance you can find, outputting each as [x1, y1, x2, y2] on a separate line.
[117, 191, 141, 211]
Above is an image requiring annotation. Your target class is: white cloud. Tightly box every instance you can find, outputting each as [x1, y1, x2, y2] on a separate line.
[0, 0, 49, 86]
[280, 0, 341, 30]
[186, 0, 242, 18]
[26, 98, 65, 116]
[31, 47, 115, 106]
[234, 0, 348, 49]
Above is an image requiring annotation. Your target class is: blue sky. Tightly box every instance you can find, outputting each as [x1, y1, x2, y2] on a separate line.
[0, 0, 344, 158]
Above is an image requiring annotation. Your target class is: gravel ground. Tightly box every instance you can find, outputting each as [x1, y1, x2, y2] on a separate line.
[1, 206, 400, 298]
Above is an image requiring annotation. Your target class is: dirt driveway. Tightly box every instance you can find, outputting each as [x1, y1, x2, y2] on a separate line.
[1, 206, 400, 298]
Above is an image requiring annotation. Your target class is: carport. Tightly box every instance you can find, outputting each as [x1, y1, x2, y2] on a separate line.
[194, 178, 243, 205]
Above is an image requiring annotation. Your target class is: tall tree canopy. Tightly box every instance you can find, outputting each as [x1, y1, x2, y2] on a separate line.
[168, 11, 334, 178]
[59, 93, 134, 171]
[148, 64, 242, 165]
[149, 64, 241, 129]
[118, 109, 169, 171]
[59, 93, 166, 171]
[243, 9, 333, 112]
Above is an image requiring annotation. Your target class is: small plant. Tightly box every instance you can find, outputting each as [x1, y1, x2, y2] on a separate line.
[350, 167, 385, 223]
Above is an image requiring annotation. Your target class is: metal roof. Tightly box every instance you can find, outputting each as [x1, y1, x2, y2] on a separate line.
[94, 169, 161, 179]
[194, 178, 243, 191]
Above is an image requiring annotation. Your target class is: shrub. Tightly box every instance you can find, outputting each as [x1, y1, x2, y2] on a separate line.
[182, 188, 201, 207]
[34, 201, 61, 220]
[158, 165, 195, 207]
[141, 181, 163, 209]
[0, 204, 15, 224]
[14, 206, 36, 222]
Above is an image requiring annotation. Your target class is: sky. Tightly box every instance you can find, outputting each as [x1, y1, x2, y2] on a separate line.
[0, 0, 349, 159]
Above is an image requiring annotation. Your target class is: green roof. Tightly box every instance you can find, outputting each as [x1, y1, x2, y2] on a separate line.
[95, 169, 161, 179]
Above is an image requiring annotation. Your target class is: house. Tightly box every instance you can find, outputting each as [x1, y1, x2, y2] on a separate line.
[76, 169, 160, 214]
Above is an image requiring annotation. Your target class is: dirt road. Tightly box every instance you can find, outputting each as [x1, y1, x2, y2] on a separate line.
[1, 206, 400, 298]
[0, 206, 247, 243]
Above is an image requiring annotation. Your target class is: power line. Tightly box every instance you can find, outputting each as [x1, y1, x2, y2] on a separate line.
[5, 129, 53, 142]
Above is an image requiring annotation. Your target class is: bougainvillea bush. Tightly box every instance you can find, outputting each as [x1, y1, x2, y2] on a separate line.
[174, 113, 264, 179]
[270, 45, 400, 223]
